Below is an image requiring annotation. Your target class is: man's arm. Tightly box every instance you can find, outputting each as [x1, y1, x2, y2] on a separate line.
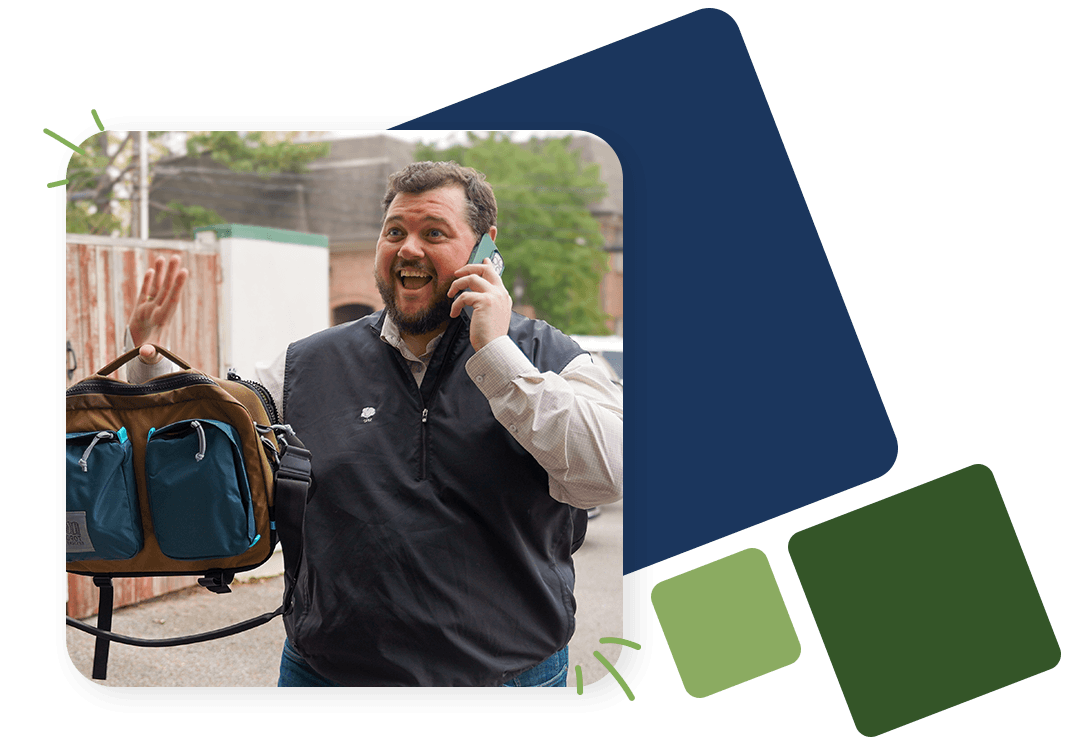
[122, 255, 286, 416]
[466, 336, 623, 510]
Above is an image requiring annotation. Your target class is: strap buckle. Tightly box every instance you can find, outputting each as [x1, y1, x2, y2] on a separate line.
[197, 569, 235, 594]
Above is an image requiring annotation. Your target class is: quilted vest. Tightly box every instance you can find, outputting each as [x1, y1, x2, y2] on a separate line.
[280, 311, 584, 686]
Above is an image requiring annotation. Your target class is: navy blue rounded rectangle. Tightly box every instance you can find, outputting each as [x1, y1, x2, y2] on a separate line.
[400, 9, 897, 573]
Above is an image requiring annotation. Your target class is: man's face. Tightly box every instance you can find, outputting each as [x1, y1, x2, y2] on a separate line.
[374, 185, 479, 337]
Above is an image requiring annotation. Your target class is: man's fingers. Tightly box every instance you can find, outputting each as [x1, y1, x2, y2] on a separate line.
[138, 267, 156, 305]
[138, 344, 161, 364]
[156, 268, 188, 323]
[149, 257, 166, 298]
[155, 256, 177, 299]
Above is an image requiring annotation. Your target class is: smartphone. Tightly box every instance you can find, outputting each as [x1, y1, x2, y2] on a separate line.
[468, 233, 505, 276]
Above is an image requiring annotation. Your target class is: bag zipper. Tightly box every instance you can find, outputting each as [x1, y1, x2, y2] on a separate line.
[227, 371, 280, 425]
[67, 373, 217, 397]
[78, 431, 114, 472]
[189, 420, 207, 461]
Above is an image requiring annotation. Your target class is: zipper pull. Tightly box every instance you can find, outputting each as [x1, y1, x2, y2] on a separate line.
[78, 431, 114, 472]
[422, 408, 428, 423]
[190, 420, 207, 461]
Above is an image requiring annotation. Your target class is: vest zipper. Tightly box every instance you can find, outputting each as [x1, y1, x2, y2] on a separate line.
[414, 317, 466, 482]
[421, 408, 429, 479]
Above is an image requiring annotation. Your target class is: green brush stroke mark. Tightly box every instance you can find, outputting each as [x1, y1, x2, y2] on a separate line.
[91, 109, 104, 131]
[600, 637, 641, 650]
[575, 664, 583, 695]
[47, 179, 69, 188]
[43, 128, 86, 156]
[593, 651, 634, 701]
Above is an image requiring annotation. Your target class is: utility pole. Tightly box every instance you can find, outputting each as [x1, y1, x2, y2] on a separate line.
[130, 132, 140, 239]
[140, 130, 149, 240]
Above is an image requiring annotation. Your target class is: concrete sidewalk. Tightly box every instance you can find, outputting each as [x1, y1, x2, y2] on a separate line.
[65, 500, 623, 687]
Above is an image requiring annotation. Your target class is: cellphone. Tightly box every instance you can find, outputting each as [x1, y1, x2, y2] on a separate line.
[468, 234, 505, 276]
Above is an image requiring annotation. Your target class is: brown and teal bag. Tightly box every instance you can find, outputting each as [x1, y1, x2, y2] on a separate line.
[65, 346, 311, 680]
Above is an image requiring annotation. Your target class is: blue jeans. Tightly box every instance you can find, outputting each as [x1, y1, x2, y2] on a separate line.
[278, 638, 568, 687]
[500, 646, 568, 687]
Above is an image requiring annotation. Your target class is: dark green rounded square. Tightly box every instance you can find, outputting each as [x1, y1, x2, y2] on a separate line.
[789, 465, 1060, 737]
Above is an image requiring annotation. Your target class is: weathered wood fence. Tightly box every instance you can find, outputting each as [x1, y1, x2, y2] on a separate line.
[66, 234, 221, 618]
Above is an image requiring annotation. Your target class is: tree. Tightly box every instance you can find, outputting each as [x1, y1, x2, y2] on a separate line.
[416, 132, 611, 335]
[65, 132, 330, 238]
[155, 132, 330, 238]
[65, 131, 150, 236]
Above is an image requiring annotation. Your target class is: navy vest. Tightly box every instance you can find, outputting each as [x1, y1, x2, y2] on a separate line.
[280, 311, 585, 686]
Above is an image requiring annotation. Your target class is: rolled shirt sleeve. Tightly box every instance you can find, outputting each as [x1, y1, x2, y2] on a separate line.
[465, 335, 623, 510]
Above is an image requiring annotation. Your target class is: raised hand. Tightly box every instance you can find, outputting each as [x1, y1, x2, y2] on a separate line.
[128, 255, 189, 363]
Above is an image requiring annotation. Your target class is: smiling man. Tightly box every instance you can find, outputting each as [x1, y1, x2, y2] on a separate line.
[373, 170, 508, 355]
[128, 161, 623, 687]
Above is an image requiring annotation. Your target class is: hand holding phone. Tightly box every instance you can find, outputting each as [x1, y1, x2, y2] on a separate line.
[467, 233, 505, 276]
[450, 233, 512, 351]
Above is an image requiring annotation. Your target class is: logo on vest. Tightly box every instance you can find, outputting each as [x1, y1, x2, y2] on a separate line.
[361, 407, 376, 422]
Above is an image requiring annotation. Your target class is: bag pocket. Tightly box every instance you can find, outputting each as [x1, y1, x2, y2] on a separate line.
[145, 419, 258, 560]
[66, 428, 142, 561]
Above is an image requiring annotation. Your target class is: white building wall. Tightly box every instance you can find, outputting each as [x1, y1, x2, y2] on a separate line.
[216, 235, 329, 378]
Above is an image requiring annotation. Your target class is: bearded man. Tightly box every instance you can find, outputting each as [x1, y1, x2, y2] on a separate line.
[128, 161, 623, 686]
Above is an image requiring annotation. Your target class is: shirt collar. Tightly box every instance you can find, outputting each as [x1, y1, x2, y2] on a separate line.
[379, 313, 445, 361]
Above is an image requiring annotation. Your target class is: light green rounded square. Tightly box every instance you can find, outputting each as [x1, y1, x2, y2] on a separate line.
[652, 548, 801, 697]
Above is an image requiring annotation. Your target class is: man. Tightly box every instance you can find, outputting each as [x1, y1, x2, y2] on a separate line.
[127, 161, 623, 686]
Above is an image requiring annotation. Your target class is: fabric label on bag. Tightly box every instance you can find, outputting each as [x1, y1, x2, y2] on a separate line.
[66, 511, 95, 553]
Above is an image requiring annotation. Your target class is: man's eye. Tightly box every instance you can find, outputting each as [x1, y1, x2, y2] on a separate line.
[427, 229, 443, 238]
[386, 227, 402, 237]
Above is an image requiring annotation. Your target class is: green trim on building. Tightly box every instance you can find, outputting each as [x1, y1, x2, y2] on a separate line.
[194, 224, 329, 248]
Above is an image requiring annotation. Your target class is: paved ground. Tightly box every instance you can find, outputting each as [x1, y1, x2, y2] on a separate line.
[66, 499, 623, 687]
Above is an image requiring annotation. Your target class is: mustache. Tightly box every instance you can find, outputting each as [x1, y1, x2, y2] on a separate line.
[393, 259, 435, 275]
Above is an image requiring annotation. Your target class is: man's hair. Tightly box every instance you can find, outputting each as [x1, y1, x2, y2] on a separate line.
[382, 161, 497, 238]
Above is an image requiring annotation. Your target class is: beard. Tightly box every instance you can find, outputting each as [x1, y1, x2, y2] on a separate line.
[375, 269, 454, 337]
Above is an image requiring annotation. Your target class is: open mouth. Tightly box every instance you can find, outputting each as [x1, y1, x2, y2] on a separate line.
[398, 267, 433, 290]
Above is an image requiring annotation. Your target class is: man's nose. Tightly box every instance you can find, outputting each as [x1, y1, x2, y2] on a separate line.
[397, 236, 425, 260]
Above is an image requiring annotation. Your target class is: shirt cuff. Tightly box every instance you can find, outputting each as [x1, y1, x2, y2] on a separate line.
[123, 326, 172, 383]
[465, 335, 538, 396]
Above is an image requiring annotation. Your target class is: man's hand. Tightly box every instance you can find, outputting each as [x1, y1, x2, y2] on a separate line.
[129, 256, 188, 363]
[448, 259, 513, 352]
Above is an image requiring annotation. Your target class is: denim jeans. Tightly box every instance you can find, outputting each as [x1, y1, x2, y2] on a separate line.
[278, 638, 568, 687]
[500, 646, 568, 687]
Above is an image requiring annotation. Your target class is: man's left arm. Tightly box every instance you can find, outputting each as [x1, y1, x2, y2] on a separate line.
[465, 337, 623, 510]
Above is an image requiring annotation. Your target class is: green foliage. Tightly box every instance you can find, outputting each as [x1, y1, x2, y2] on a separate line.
[151, 131, 328, 237]
[64, 131, 134, 235]
[416, 133, 611, 335]
[65, 200, 123, 235]
[65, 131, 331, 237]
[186, 131, 330, 174]
[157, 201, 226, 239]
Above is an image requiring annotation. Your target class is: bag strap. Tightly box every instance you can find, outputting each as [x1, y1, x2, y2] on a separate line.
[66, 434, 313, 680]
[90, 577, 114, 680]
[95, 344, 193, 377]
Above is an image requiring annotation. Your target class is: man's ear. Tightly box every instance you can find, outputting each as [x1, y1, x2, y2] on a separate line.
[489, 226, 497, 241]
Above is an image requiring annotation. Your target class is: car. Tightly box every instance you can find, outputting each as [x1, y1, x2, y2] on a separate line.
[569, 335, 623, 388]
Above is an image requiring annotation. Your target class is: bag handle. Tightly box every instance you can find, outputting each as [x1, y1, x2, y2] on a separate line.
[95, 344, 194, 377]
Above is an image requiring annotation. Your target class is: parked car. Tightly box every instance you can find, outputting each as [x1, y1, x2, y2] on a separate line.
[569, 335, 623, 388]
